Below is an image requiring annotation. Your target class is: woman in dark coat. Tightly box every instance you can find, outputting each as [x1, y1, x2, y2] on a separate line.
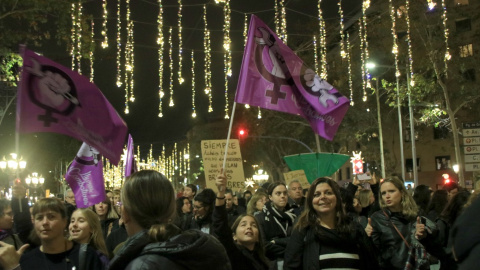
[284, 177, 378, 270]
[213, 172, 271, 270]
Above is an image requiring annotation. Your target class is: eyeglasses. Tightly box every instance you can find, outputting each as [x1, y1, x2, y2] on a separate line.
[193, 205, 204, 210]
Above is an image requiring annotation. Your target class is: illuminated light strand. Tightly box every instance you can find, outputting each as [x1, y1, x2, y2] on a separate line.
[179, 147, 183, 176]
[362, 0, 371, 99]
[186, 143, 190, 175]
[257, 107, 262, 119]
[116, 0, 123, 87]
[318, 0, 327, 79]
[70, 2, 77, 69]
[223, 0, 232, 119]
[389, 0, 400, 79]
[125, 0, 135, 103]
[280, 0, 287, 44]
[174, 143, 178, 173]
[161, 144, 165, 175]
[338, 0, 346, 58]
[359, 19, 366, 101]
[346, 32, 353, 106]
[90, 20, 94, 82]
[101, 0, 108, 48]
[405, 0, 414, 86]
[75, 2, 83, 73]
[427, 0, 436, 10]
[177, 0, 184, 84]
[244, 14, 248, 47]
[313, 35, 319, 75]
[274, 0, 280, 34]
[441, 0, 450, 74]
[203, 5, 213, 112]
[191, 50, 196, 118]
[157, 0, 164, 117]
[168, 27, 174, 107]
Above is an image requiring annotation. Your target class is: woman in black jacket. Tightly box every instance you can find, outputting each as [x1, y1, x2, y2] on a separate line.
[255, 181, 296, 266]
[213, 172, 271, 270]
[284, 177, 378, 270]
[107, 170, 230, 270]
[370, 176, 424, 270]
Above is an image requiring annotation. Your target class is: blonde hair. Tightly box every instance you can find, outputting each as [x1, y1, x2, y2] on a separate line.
[246, 192, 267, 215]
[69, 208, 109, 257]
[358, 189, 373, 207]
[379, 176, 418, 220]
[122, 170, 177, 242]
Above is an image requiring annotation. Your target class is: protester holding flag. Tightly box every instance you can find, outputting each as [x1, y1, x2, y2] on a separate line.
[213, 171, 271, 270]
[107, 170, 231, 270]
[0, 198, 105, 270]
[284, 178, 379, 270]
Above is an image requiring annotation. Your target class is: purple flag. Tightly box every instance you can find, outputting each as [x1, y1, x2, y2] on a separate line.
[235, 15, 350, 141]
[16, 47, 127, 164]
[124, 134, 137, 178]
[65, 142, 106, 208]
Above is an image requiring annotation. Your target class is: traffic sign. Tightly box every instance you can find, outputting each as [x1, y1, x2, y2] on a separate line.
[464, 146, 480, 154]
[464, 137, 480, 145]
[465, 154, 480, 163]
[463, 129, 480, 137]
[465, 163, 480, 172]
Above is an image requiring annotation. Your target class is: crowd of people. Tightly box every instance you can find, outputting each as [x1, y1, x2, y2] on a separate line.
[0, 170, 478, 270]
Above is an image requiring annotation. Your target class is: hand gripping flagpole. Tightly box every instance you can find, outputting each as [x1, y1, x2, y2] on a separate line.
[221, 102, 237, 192]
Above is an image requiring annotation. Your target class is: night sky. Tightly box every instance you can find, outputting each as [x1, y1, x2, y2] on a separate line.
[0, 0, 361, 175]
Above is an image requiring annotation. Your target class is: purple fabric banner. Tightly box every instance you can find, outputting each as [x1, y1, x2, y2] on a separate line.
[65, 142, 106, 208]
[124, 134, 137, 178]
[235, 15, 350, 141]
[16, 47, 127, 164]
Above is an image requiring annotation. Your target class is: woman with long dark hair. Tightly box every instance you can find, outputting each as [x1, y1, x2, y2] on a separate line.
[284, 177, 378, 270]
[213, 172, 271, 269]
[426, 190, 448, 221]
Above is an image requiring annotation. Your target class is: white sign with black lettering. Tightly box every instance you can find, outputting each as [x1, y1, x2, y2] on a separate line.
[464, 137, 480, 145]
[464, 146, 480, 154]
[465, 163, 480, 172]
[463, 129, 480, 137]
[465, 154, 480, 163]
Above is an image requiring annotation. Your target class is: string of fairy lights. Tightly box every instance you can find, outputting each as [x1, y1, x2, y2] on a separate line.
[317, 0, 327, 80]
[101, 0, 108, 48]
[204, 5, 213, 113]
[177, 0, 184, 85]
[222, 0, 232, 119]
[68, 0, 458, 131]
[191, 50, 196, 118]
[157, 0, 164, 117]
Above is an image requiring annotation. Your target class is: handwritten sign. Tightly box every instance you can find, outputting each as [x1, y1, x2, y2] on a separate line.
[201, 139, 246, 190]
[283, 170, 310, 189]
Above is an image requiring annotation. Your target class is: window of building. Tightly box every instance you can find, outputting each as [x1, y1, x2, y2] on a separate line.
[435, 156, 451, 170]
[459, 44, 474, 57]
[462, 68, 476, 81]
[433, 126, 449, 139]
[405, 129, 419, 142]
[406, 158, 421, 172]
[455, 0, 468, 6]
[339, 169, 343, 180]
[456, 18, 471, 32]
[346, 167, 351, 180]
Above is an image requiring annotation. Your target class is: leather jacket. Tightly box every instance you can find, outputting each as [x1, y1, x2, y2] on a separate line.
[370, 209, 415, 270]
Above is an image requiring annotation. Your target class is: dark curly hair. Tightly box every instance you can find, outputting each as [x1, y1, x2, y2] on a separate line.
[194, 188, 216, 216]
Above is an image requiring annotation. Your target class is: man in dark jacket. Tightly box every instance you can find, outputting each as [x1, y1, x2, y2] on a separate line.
[225, 189, 245, 227]
[287, 180, 305, 216]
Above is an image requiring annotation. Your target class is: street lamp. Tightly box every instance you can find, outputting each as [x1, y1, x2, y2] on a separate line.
[367, 62, 407, 182]
[25, 172, 45, 202]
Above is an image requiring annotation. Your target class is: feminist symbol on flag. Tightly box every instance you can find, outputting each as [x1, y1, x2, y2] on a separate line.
[254, 27, 289, 105]
[25, 58, 80, 127]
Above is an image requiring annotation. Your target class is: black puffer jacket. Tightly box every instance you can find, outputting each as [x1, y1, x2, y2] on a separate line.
[370, 210, 416, 270]
[108, 229, 231, 270]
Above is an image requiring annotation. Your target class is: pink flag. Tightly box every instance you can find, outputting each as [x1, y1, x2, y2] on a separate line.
[65, 142, 106, 208]
[235, 15, 350, 141]
[124, 134, 137, 178]
[16, 47, 127, 164]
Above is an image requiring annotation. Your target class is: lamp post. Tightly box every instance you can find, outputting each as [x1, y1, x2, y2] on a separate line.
[367, 62, 407, 181]
[25, 172, 45, 202]
[0, 153, 27, 193]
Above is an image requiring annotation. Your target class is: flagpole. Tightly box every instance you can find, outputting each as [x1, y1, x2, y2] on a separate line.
[315, 134, 322, 153]
[222, 102, 237, 190]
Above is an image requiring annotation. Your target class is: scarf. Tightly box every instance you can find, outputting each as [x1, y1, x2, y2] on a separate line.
[262, 202, 296, 237]
[0, 229, 13, 241]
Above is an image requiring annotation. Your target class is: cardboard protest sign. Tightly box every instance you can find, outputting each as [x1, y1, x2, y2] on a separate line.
[283, 170, 310, 189]
[201, 139, 246, 190]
